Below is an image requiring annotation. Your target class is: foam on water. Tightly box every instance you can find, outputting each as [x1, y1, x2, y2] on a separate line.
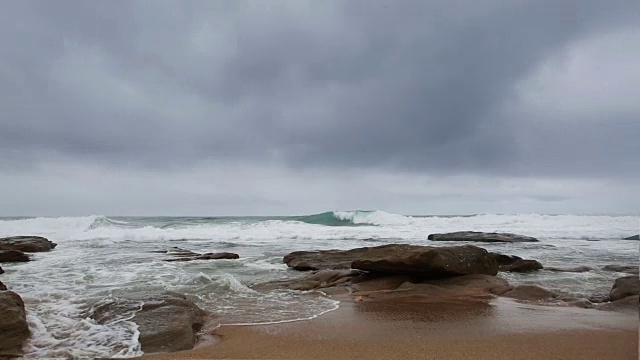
[0, 212, 638, 358]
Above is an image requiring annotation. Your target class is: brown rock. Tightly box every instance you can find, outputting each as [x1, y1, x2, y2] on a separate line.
[609, 275, 640, 301]
[0, 236, 57, 252]
[0, 250, 30, 263]
[598, 295, 639, 312]
[502, 285, 557, 301]
[255, 269, 364, 292]
[0, 291, 30, 354]
[499, 259, 543, 273]
[490, 253, 522, 266]
[602, 265, 639, 275]
[90, 292, 211, 353]
[163, 252, 239, 262]
[0, 265, 3, 274]
[545, 266, 592, 273]
[427, 231, 538, 243]
[0, 281, 6, 291]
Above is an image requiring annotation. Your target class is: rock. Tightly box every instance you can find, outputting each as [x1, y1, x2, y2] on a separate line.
[499, 259, 543, 273]
[609, 275, 640, 301]
[544, 266, 592, 273]
[490, 253, 523, 266]
[602, 265, 639, 275]
[353, 274, 511, 302]
[0, 265, 3, 274]
[351, 245, 498, 277]
[598, 295, 639, 312]
[90, 292, 210, 353]
[588, 294, 610, 303]
[0, 250, 30, 263]
[427, 231, 539, 243]
[255, 269, 364, 292]
[0, 236, 56, 252]
[0, 281, 6, 291]
[622, 235, 639, 240]
[565, 299, 594, 309]
[164, 252, 239, 262]
[501, 285, 558, 301]
[0, 291, 30, 355]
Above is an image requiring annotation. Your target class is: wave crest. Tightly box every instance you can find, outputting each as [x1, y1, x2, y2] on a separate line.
[292, 210, 412, 226]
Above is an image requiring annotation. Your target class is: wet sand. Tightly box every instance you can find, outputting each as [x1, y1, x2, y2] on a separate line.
[141, 298, 639, 360]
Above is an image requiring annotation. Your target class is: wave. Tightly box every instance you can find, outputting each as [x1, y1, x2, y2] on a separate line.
[291, 210, 413, 226]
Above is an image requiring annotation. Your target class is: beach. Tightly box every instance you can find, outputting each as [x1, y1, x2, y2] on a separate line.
[141, 297, 638, 360]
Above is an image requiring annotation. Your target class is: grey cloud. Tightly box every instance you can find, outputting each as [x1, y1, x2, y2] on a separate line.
[0, 0, 638, 178]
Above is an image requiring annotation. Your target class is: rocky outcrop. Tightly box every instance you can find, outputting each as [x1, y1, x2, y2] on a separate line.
[91, 292, 211, 353]
[609, 275, 640, 302]
[0, 291, 30, 355]
[622, 235, 639, 240]
[255, 269, 364, 292]
[499, 259, 543, 273]
[0, 281, 6, 291]
[602, 265, 639, 275]
[284, 244, 498, 278]
[598, 295, 639, 312]
[0, 250, 30, 263]
[0, 236, 57, 252]
[490, 253, 522, 266]
[501, 285, 558, 301]
[427, 231, 539, 243]
[161, 247, 239, 262]
[0, 265, 3, 274]
[545, 266, 592, 273]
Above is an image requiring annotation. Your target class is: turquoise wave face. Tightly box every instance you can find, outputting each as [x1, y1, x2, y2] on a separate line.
[289, 211, 370, 226]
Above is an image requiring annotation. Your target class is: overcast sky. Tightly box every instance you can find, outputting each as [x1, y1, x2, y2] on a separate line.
[1, 0, 638, 216]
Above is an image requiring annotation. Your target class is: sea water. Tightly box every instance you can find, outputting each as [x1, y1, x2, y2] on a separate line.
[0, 211, 638, 358]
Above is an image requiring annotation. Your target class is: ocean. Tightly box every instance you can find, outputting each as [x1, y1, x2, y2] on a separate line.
[0, 211, 638, 358]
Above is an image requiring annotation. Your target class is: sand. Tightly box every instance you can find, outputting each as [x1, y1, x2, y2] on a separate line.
[140, 297, 638, 360]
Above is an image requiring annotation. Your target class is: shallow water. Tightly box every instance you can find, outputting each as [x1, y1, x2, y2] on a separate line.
[0, 211, 638, 358]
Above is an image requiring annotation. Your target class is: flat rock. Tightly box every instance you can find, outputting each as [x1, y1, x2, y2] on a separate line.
[90, 292, 211, 353]
[501, 285, 558, 301]
[163, 252, 239, 262]
[427, 231, 538, 243]
[0, 250, 30, 263]
[353, 274, 511, 302]
[622, 235, 639, 240]
[490, 253, 522, 266]
[544, 266, 592, 273]
[499, 259, 543, 273]
[602, 265, 639, 275]
[597, 295, 639, 312]
[0, 291, 30, 355]
[255, 269, 364, 292]
[0, 236, 57, 252]
[609, 275, 640, 302]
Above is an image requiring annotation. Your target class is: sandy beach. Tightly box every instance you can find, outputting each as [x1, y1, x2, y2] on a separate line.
[140, 297, 639, 360]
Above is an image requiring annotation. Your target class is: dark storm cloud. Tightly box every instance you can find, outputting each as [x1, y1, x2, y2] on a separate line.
[0, 0, 638, 176]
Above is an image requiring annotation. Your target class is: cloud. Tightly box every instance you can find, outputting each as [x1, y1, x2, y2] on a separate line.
[0, 0, 638, 215]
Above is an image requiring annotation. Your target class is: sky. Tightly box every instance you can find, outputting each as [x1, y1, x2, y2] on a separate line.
[1, 0, 639, 216]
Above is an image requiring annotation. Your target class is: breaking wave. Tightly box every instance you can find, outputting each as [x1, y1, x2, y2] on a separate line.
[292, 210, 412, 226]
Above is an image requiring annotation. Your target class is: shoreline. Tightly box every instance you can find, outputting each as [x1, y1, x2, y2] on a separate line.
[140, 296, 639, 360]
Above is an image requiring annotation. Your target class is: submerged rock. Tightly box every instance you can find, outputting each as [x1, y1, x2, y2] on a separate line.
[0, 291, 30, 355]
[161, 247, 239, 262]
[544, 266, 592, 273]
[609, 275, 640, 302]
[284, 244, 498, 278]
[0, 250, 30, 263]
[0, 236, 57, 252]
[499, 259, 543, 273]
[90, 292, 211, 354]
[602, 265, 639, 275]
[622, 235, 639, 240]
[427, 231, 539, 243]
[501, 285, 558, 301]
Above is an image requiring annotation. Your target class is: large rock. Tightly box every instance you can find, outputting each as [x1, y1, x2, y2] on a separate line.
[609, 275, 640, 301]
[0, 281, 6, 291]
[0, 265, 3, 274]
[602, 265, 639, 275]
[622, 235, 639, 240]
[0, 250, 30, 263]
[0, 236, 57, 252]
[90, 292, 211, 353]
[501, 285, 558, 301]
[255, 269, 364, 292]
[351, 245, 499, 277]
[284, 244, 498, 278]
[0, 291, 30, 355]
[598, 295, 639, 312]
[499, 259, 543, 273]
[490, 253, 523, 266]
[427, 231, 539, 243]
